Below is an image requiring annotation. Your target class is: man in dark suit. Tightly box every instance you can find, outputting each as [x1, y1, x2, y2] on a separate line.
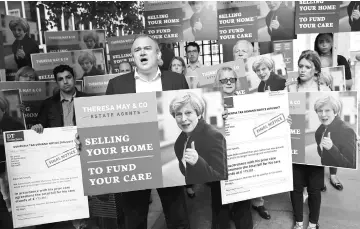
[32, 65, 88, 131]
[31, 65, 94, 229]
[78, 35, 190, 229]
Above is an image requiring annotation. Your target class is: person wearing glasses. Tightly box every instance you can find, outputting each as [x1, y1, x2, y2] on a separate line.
[252, 56, 286, 92]
[215, 67, 243, 97]
[185, 42, 202, 88]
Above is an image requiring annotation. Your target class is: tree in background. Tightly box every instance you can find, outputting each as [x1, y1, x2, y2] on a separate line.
[29, 1, 144, 36]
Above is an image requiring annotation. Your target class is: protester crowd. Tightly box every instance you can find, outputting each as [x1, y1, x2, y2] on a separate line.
[1, 2, 360, 229]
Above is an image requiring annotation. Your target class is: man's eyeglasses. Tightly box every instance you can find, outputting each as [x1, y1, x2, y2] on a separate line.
[186, 50, 198, 54]
[219, 78, 237, 84]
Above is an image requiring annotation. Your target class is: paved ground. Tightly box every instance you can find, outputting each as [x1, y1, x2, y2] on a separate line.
[149, 159, 360, 229]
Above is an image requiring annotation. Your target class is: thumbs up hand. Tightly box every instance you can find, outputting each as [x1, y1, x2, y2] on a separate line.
[352, 5, 360, 20]
[16, 47, 26, 59]
[270, 15, 280, 30]
[194, 18, 203, 31]
[321, 132, 333, 150]
[184, 141, 199, 166]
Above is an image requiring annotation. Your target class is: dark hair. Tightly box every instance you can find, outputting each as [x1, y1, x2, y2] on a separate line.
[53, 65, 75, 81]
[188, 1, 197, 5]
[119, 61, 133, 72]
[185, 42, 200, 53]
[314, 33, 333, 55]
[297, 50, 321, 85]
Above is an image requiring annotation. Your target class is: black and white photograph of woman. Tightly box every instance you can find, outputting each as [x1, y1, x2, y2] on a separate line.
[306, 92, 357, 169]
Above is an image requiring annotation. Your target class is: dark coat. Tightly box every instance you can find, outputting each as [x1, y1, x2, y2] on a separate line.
[258, 72, 286, 92]
[82, 66, 105, 78]
[106, 70, 189, 95]
[315, 116, 357, 168]
[12, 35, 40, 69]
[37, 89, 88, 128]
[190, 8, 217, 41]
[348, 1, 360, 31]
[174, 119, 227, 185]
[265, 3, 296, 41]
[0, 115, 25, 172]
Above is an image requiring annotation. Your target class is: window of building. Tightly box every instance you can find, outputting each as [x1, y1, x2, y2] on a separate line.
[172, 40, 223, 66]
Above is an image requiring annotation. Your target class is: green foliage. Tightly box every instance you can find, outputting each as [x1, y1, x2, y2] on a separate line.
[34, 1, 144, 36]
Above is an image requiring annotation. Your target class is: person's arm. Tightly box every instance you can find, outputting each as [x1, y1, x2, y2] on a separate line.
[191, 131, 227, 180]
[326, 127, 357, 168]
[337, 55, 352, 80]
[265, 13, 272, 36]
[105, 78, 115, 95]
[181, 74, 189, 89]
[315, 130, 322, 157]
[36, 100, 49, 129]
[273, 8, 295, 38]
[174, 142, 186, 177]
[348, 2, 355, 26]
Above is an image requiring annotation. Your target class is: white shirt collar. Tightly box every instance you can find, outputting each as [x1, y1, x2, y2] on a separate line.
[187, 61, 202, 70]
[134, 68, 162, 82]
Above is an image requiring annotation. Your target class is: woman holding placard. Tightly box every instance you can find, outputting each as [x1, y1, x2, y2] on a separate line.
[288, 50, 329, 229]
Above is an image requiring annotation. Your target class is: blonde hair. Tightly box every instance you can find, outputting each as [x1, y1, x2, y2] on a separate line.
[314, 95, 342, 116]
[83, 32, 100, 43]
[169, 92, 205, 118]
[318, 72, 333, 89]
[252, 57, 274, 73]
[78, 52, 96, 65]
[15, 66, 38, 81]
[9, 17, 30, 34]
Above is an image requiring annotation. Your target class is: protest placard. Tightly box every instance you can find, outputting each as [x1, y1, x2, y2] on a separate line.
[220, 91, 293, 204]
[0, 82, 58, 129]
[31, 48, 106, 81]
[107, 35, 135, 74]
[45, 30, 106, 52]
[289, 91, 358, 169]
[217, 2, 259, 43]
[195, 59, 247, 91]
[295, 1, 340, 34]
[4, 127, 89, 228]
[83, 74, 117, 95]
[74, 88, 227, 195]
[144, 1, 184, 42]
[244, 53, 287, 93]
[0, 15, 40, 81]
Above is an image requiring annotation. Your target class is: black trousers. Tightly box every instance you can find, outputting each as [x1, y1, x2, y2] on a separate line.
[0, 192, 13, 229]
[115, 186, 190, 229]
[210, 182, 253, 229]
[290, 164, 324, 224]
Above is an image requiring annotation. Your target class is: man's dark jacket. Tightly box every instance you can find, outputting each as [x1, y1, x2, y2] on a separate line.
[36, 89, 88, 128]
[106, 70, 189, 95]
